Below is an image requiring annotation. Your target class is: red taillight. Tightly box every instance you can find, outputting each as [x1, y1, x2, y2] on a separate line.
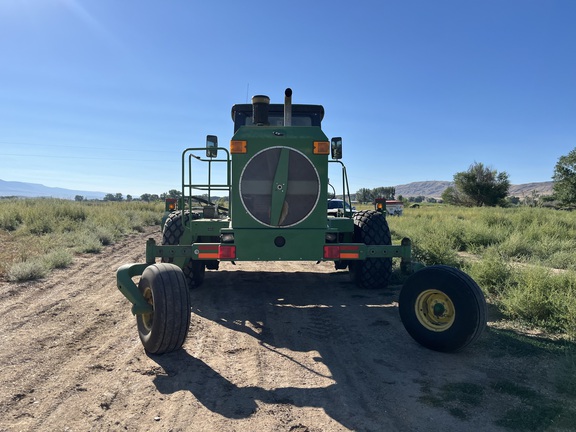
[219, 245, 236, 259]
[323, 245, 360, 260]
[323, 245, 340, 259]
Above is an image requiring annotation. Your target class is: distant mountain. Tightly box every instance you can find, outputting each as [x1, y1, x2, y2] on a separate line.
[508, 182, 554, 197]
[394, 180, 554, 199]
[395, 181, 453, 198]
[0, 178, 555, 201]
[0, 179, 106, 200]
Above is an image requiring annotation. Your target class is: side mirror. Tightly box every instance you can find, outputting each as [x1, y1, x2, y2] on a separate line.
[331, 137, 342, 160]
[206, 135, 218, 158]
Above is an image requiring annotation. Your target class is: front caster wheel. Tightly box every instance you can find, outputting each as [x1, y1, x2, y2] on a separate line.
[399, 265, 486, 352]
[136, 263, 191, 354]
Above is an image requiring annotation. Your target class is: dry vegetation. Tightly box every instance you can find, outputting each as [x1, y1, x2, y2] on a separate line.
[2, 199, 575, 338]
[0, 198, 163, 281]
[1, 199, 576, 430]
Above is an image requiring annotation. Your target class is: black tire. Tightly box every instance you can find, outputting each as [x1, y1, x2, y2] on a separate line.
[162, 211, 206, 288]
[136, 263, 191, 354]
[399, 265, 486, 352]
[349, 210, 392, 289]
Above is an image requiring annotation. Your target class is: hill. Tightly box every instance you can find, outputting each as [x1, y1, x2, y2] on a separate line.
[0, 179, 555, 201]
[394, 180, 553, 199]
[0, 179, 106, 200]
[394, 181, 452, 198]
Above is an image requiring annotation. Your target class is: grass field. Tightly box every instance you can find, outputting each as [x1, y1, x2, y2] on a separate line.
[1, 198, 575, 340]
[2, 199, 575, 428]
[383, 205, 576, 339]
[0, 198, 163, 281]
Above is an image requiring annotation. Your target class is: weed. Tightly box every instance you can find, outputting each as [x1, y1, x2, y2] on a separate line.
[74, 232, 103, 254]
[7, 259, 48, 282]
[42, 249, 74, 269]
[465, 249, 513, 298]
[0, 199, 164, 280]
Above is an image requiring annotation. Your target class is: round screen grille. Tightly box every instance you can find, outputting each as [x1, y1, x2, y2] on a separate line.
[239, 147, 320, 227]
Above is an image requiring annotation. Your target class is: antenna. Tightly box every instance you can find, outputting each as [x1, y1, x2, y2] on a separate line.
[245, 83, 250, 103]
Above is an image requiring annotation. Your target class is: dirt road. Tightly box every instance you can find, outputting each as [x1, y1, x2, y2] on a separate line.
[0, 227, 570, 431]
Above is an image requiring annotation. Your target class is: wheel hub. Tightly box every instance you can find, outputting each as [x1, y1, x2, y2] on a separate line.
[141, 287, 154, 331]
[414, 289, 455, 332]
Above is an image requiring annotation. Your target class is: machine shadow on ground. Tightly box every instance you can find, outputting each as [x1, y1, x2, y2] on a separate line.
[148, 269, 457, 430]
[148, 268, 576, 431]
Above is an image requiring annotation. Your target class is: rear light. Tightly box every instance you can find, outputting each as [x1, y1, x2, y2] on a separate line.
[219, 245, 236, 259]
[165, 198, 177, 212]
[198, 245, 218, 259]
[313, 141, 330, 155]
[323, 245, 360, 260]
[230, 140, 247, 154]
[339, 245, 360, 259]
[323, 245, 340, 259]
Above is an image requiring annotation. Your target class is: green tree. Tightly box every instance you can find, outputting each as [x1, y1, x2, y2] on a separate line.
[372, 186, 395, 200]
[553, 148, 576, 206]
[450, 162, 510, 206]
[161, 189, 182, 200]
[355, 188, 373, 204]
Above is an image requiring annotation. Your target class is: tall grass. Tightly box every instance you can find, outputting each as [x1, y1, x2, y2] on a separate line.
[388, 205, 576, 338]
[389, 206, 576, 269]
[0, 199, 163, 281]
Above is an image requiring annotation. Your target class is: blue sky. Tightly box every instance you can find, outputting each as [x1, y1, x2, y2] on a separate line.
[1, 0, 574, 197]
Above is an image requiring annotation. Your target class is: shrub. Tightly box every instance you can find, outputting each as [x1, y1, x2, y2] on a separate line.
[499, 267, 576, 335]
[0, 212, 22, 231]
[42, 249, 74, 269]
[8, 259, 49, 282]
[465, 249, 513, 298]
[74, 232, 103, 254]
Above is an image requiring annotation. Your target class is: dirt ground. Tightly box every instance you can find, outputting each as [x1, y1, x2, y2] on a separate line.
[0, 227, 572, 432]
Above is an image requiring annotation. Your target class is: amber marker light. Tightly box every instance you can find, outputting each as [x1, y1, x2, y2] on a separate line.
[339, 245, 360, 259]
[313, 141, 330, 155]
[230, 140, 247, 154]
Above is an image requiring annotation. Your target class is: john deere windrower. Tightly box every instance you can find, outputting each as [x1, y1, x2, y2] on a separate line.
[117, 89, 486, 354]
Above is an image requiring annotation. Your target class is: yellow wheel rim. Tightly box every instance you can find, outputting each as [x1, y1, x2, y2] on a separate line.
[141, 286, 154, 331]
[415, 289, 455, 332]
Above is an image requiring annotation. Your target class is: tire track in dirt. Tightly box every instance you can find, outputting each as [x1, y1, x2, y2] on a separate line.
[0, 227, 160, 431]
[1, 227, 512, 432]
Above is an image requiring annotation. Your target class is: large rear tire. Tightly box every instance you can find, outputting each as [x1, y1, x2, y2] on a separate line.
[136, 263, 191, 354]
[399, 265, 486, 352]
[349, 210, 392, 289]
[162, 211, 206, 288]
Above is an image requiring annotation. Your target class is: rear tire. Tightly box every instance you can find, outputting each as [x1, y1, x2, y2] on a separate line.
[399, 265, 486, 352]
[162, 211, 206, 288]
[349, 210, 392, 289]
[136, 263, 191, 354]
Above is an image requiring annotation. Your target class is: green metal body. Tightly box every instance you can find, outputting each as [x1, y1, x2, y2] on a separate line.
[116, 98, 418, 313]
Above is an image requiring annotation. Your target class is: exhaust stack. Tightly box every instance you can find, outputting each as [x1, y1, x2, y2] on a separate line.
[252, 95, 270, 126]
[284, 88, 292, 126]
